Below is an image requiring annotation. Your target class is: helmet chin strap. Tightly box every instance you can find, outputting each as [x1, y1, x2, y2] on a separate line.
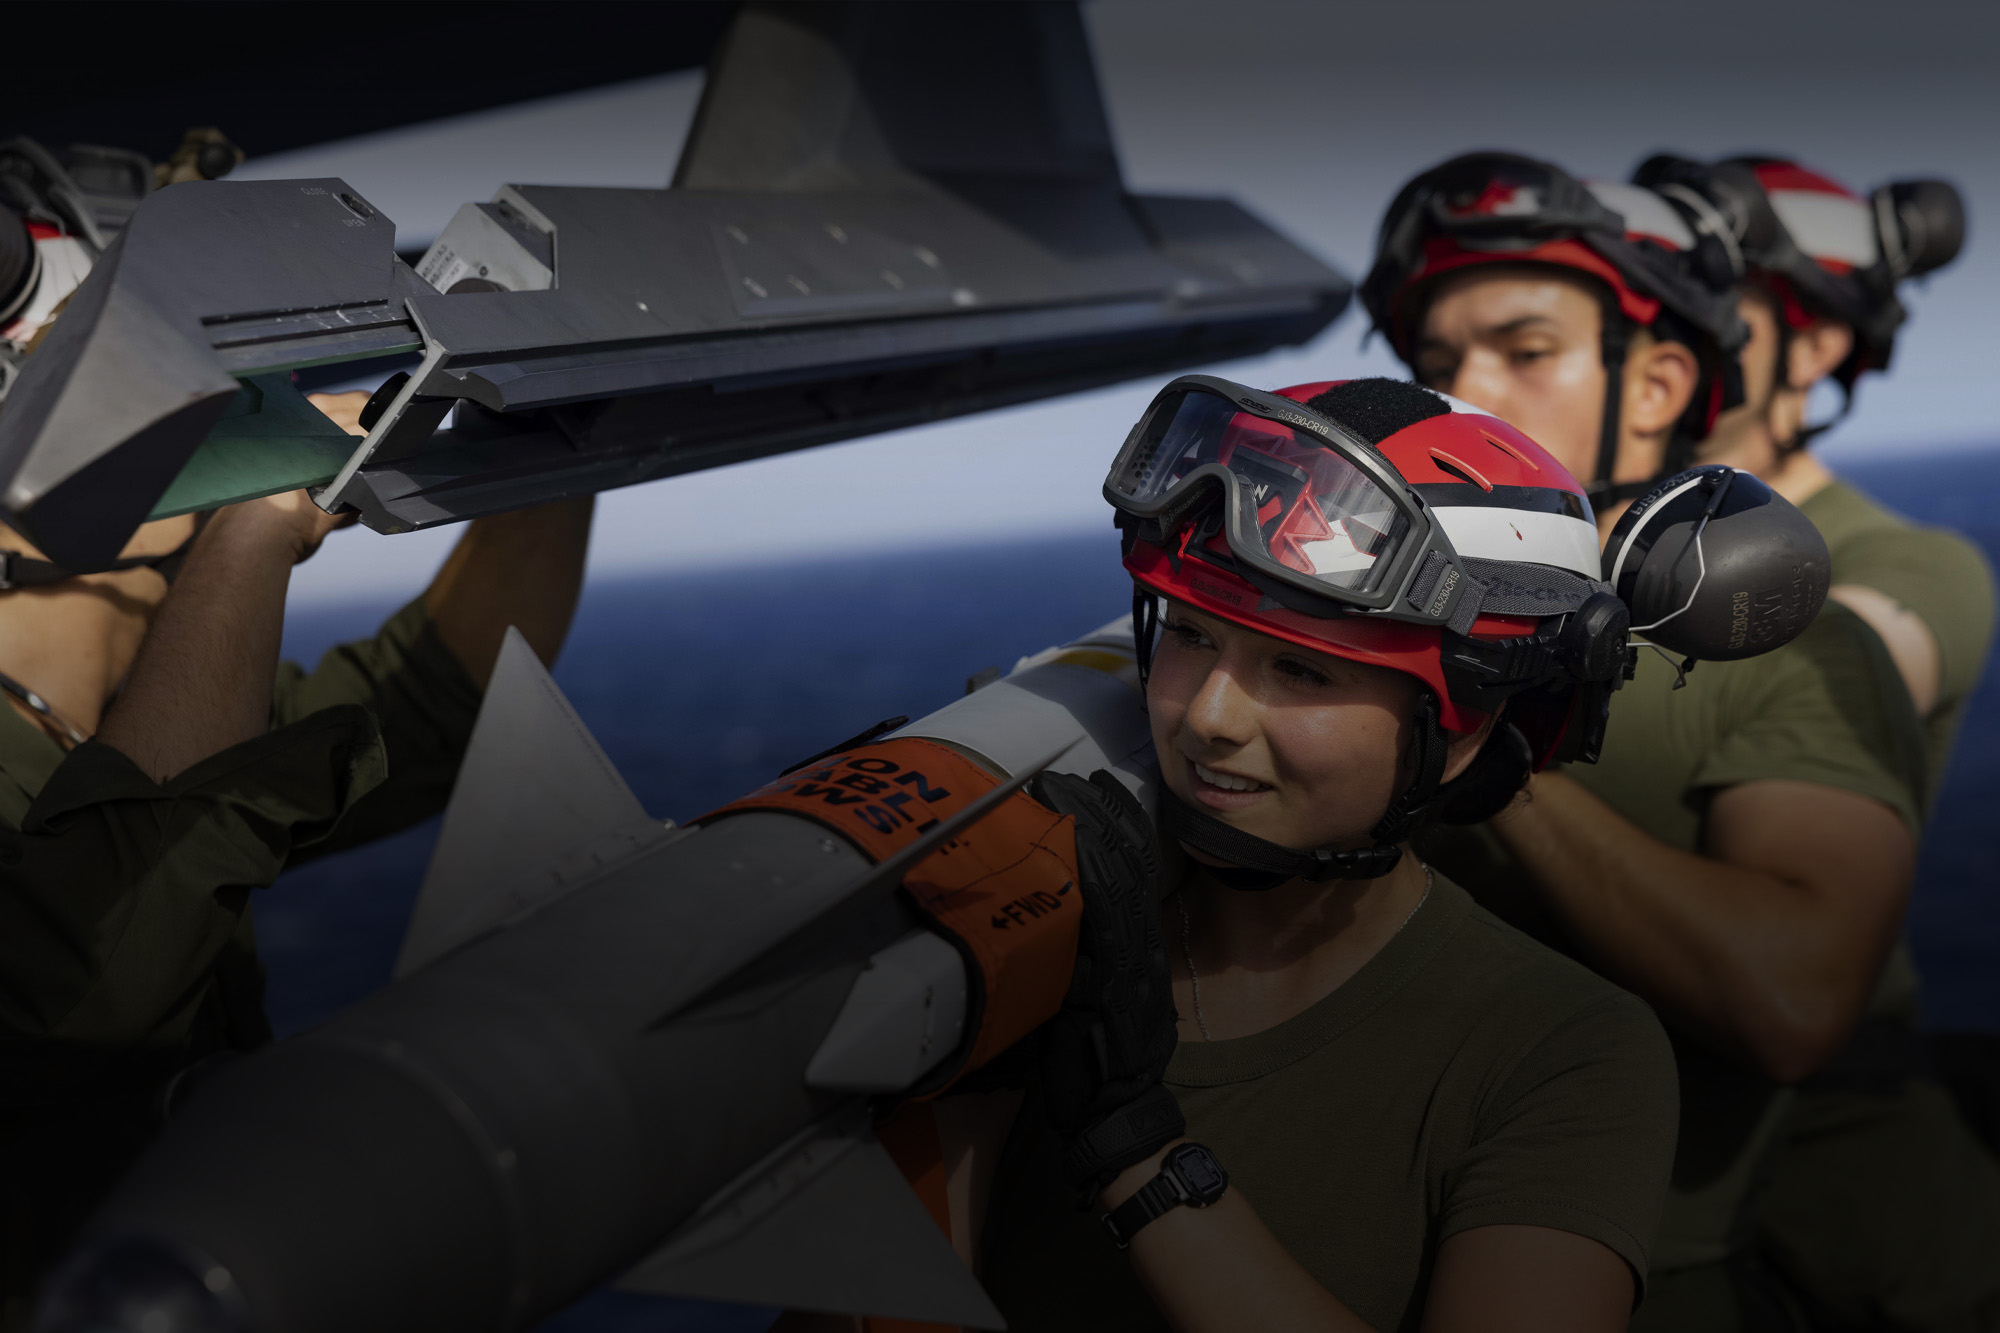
[1583, 311, 1640, 510]
[1133, 583, 1161, 692]
[1160, 692, 1449, 890]
[1587, 475, 1665, 507]
[1583, 311, 1713, 508]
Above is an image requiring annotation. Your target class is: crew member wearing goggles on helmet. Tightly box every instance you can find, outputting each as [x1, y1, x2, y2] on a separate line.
[1369, 156, 1934, 1330]
[0, 392, 595, 1326]
[1361, 151, 1749, 516]
[1635, 154, 2000, 1333]
[1636, 153, 1990, 801]
[975, 379, 1700, 1332]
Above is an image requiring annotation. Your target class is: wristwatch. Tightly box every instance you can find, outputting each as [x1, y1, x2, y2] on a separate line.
[1100, 1142, 1229, 1248]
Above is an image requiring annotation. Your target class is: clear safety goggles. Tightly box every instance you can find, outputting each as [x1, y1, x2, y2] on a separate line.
[1380, 153, 1624, 256]
[1103, 376, 1473, 626]
[1360, 152, 1728, 349]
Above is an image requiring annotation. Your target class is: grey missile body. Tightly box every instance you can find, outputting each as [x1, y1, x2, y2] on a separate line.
[38, 621, 1154, 1333]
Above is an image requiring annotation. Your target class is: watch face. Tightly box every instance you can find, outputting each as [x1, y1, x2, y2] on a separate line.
[1171, 1144, 1228, 1201]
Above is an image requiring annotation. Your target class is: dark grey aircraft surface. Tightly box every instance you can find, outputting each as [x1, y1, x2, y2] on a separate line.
[0, 0, 1350, 572]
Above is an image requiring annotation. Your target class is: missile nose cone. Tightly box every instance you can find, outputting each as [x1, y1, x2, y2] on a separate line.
[35, 1236, 245, 1333]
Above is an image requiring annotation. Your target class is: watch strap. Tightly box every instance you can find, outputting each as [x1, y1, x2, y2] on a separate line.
[1100, 1143, 1227, 1248]
[1101, 1172, 1184, 1248]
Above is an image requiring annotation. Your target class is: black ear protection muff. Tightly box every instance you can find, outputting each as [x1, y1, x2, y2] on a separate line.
[1874, 179, 1965, 282]
[1602, 465, 1830, 662]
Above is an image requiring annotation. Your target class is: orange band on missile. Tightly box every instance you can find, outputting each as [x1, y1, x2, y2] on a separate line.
[703, 738, 1081, 1094]
[897, 787, 1079, 1091]
[705, 737, 1001, 861]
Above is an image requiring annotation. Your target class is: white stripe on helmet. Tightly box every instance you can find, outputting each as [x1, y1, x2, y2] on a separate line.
[1767, 188, 1879, 268]
[1434, 506, 1602, 578]
[1429, 390, 1487, 416]
[1585, 181, 1696, 251]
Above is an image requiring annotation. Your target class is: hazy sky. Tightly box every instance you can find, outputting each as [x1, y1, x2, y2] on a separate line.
[238, 0, 1999, 607]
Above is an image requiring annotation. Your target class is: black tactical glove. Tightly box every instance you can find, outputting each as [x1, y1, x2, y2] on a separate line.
[1027, 768, 1184, 1202]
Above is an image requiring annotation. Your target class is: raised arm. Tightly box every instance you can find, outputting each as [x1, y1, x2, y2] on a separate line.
[1491, 771, 1911, 1082]
[96, 491, 345, 781]
[307, 386, 596, 687]
[423, 495, 595, 688]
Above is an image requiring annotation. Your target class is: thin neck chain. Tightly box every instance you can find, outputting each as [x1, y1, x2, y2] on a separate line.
[0, 667, 87, 747]
[1178, 862, 1434, 1043]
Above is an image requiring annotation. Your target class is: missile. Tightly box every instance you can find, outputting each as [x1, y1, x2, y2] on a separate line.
[0, 0, 1350, 570]
[37, 619, 1154, 1333]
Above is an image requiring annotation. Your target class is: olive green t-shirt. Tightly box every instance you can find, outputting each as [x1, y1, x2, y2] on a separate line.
[0, 596, 480, 1330]
[1800, 477, 1996, 808]
[981, 874, 1679, 1332]
[1740, 481, 2000, 1324]
[1433, 605, 1926, 1273]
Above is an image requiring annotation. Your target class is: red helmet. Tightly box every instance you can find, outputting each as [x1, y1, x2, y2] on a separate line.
[1110, 374, 1630, 762]
[1634, 153, 1966, 394]
[1107, 375, 1839, 884]
[1108, 375, 1632, 882]
[1361, 152, 1749, 502]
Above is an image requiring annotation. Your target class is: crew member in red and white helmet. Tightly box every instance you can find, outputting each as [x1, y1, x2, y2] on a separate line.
[1116, 374, 1636, 862]
[1634, 154, 2000, 1333]
[1364, 153, 1938, 1333]
[1634, 153, 1988, 751]
[937, 374, 1826, 1332]
[1360, 151, 1749, 516]
[1637, 154, 1965, 443]
[978, 376, 1836, 1328]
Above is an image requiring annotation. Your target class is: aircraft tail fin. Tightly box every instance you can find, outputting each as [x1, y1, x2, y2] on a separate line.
[673, 0, 1116, 194]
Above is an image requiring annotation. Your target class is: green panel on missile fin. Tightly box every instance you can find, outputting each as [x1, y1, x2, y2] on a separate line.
[146, 374, 361, 519]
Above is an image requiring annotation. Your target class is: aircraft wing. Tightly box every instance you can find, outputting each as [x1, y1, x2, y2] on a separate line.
[0, 0, 1350, 570]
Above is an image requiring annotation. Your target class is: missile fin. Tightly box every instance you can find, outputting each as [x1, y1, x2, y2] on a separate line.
[396, 627, 656, 976]
[618, 1120, 1003, 1328]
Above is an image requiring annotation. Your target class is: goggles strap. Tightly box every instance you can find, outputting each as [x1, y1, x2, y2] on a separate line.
[1158, 693, 1448, 889]
[1458, 559, 1616, 621]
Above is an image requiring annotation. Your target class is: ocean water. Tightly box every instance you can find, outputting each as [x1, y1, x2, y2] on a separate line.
[256, 453, 2000, 1331]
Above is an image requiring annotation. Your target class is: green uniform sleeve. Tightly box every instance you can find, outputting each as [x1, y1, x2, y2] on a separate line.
[1835, 523, 1996, 714]
[270, 595, 482, 862]
[1438, 990, 1680, 1285]
[0, 709, 386, 1098]
[1687, 607, 1927, 829]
